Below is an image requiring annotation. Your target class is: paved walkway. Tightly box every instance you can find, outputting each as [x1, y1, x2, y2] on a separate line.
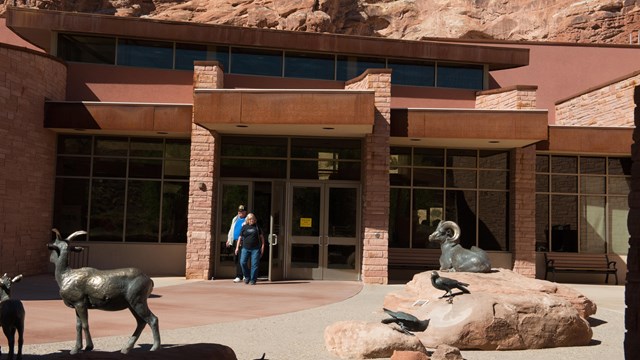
[5, 275, 626, 359]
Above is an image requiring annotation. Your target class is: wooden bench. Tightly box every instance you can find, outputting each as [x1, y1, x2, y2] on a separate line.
[388, 248, 441, 272]
[544, 252, 618, 285]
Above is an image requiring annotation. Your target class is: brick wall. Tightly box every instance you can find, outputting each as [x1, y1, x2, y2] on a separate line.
[346, 69, 391, 284]
[186, 61, 224, 279]
[510, 145, 537, 277]
[0, 44, 66, 276]
[556, 71, 640, 127]
[476, 85, 537, 109]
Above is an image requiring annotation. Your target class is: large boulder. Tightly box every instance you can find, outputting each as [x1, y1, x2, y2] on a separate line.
[325, 321, 427, 359]
[383, 269, 594, 350]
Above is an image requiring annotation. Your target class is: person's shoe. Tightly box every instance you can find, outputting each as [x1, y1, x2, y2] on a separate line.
[233, 277, 242, 283]
[244, 279, 250, 284]
[250, 281, 256, 285]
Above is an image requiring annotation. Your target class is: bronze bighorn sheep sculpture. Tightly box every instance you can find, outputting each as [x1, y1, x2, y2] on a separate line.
[428, 221, 492, 273]
[47, 229, 161, 354]
[0, 273, 25, 360]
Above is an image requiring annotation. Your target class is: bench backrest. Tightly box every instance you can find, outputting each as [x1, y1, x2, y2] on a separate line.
[544, 252, 611, 268]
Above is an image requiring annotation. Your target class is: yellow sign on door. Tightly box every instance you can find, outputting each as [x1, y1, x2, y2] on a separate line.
[300, 218, 312, 228]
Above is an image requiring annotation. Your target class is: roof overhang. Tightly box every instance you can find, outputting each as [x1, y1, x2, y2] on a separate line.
[390, 108, 549, 149]
[194, 89, 374, 137]
[538, 126, 633, 155]
[44, 102, 192, 136]
[6, 7, 529, 70]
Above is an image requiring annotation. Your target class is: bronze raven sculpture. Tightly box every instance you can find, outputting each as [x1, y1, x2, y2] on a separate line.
[381, 308, 429, 335]
[431, 271, 470, 303]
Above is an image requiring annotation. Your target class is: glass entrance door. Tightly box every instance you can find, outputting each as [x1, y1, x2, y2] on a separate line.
[287, 182, 360, 280]
[216, 181, 284, 281]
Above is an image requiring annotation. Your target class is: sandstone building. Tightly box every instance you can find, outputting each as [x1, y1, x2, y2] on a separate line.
[0, 7, 634, 284]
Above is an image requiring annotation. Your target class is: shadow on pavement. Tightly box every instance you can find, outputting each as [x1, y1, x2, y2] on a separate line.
[20, 343, 237, 359]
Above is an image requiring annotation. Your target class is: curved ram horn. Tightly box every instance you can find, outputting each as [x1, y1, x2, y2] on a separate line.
[52, 228, 61, 240]
[65, 230, 88, 241]
[439, 221, 461, 242]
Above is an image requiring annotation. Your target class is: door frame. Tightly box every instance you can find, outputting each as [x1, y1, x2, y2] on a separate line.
[284, 180, 361, 280]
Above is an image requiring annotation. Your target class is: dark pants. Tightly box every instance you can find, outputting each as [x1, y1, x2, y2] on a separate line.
[232, 240, 243, 278]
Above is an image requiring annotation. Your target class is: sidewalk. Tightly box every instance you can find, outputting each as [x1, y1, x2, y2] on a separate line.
[7, 275, 626, 359]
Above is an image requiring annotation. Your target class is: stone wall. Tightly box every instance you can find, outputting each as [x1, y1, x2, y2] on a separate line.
[0, 44, 66, 276]
[476, 85, 538, 277]
[556, 71, 640, 127]
[345, 69, 391, 284]
[186, 61, 223, 279]
[475, 85, 537, 109]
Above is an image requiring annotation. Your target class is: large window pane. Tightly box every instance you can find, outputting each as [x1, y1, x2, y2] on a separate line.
[478, 191, 508, 251]
[551, 156, 577, 173]
[89, 179, 126, 241]
[231, 47, 282, 76]
[130, 138, 163, 157]
[413, 168, 444, 187]
[551, 175, 577, 193]
[536, 155, 549, 172]
[328, 188, 357, 237]
[285, 52, 335, 80]
[93, 157, 127, 178]
[609, 196, 629, 255]
[291, 138, 361, 160]
[129, 159, 163, 179]
[479, 150, 509, 169]
[165, 139, 191, 159]
[413, 189, 444, 248]
[161, 182, 188, 243]
[389, 188, 410, 248]
[164, 160, 189, 180]
[608, 158, 632, 176]
[437, 63, 484, 90]
[609, 177, 631, 195]
[445, 190, 476, 249]
[57, 34, 115, 64]
[446, 169, 476, 188]
[581, 157, 606, 174]
[220, 159, 287, 178]
[57, 135, 92, 155]
[447, 149, 476, 168]
[414, 148, 444, 167]
[290, 160, 360, 180]
[536, 174, 549, 192]
[550, 195, 578, 252]
[117, 38, 173, 69]
[479, 170, 508, 190]
[580, 196, 606, 253]
[536, 194, 549, 252]
[336, 55, 385, 80]
[95, 137, 128, 156]
[388, 59, 435, 86]
[126, 181, 161, 242]
[57, 156, 91, 177]
[581, 176, 605, 194]
[53, 178, 89, 236]
[221, 136, 288, 157]
[175, 43, 229, 71]
[390, 147, 412, 166]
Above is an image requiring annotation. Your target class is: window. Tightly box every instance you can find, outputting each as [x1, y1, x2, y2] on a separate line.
[389, 147, 509, 250]
[220, 136, 362, 181]
[117, 38, 174, 69]
[336, 55, 386, 80]
[57, 34, 116, 64]
[53, 135, 190, 243]
[388, 59, 435, 86]
[437, 63, 484, 90]
[230, 47, 283, 76]
[175, 43, 229, 70]
[285, 51, 335, 80]
[535, 154, 630, 254]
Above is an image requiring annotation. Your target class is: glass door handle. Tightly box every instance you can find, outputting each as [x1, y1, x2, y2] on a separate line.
[269, 234, 278, 245]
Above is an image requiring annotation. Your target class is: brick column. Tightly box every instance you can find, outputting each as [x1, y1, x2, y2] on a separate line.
[186, 61, 224, 279]
[346, 69, 391, 284]
[625, 86, 640, 356]
[510, 145, 536, 277]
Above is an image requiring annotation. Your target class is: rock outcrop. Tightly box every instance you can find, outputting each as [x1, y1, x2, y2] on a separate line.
[325, 321, 427, 359]
[383, 269, 595, 350]
[3, 0, 640, 45]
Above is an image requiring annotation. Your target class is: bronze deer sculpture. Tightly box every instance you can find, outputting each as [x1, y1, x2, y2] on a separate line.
[47, 229, 161, 354]
[0, 273, 25, 360]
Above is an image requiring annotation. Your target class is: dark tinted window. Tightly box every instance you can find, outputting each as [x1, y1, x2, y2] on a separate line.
[389, 59, 435, 86]
[175, 43, 229, 70]
[231, 48, 282, 76]
[336, 56, 385, 80]
[437, 63, 484, 90]
[117, 38, 173, 69]
[285, 52, 335, 80]
[57, 34, 115, 64]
